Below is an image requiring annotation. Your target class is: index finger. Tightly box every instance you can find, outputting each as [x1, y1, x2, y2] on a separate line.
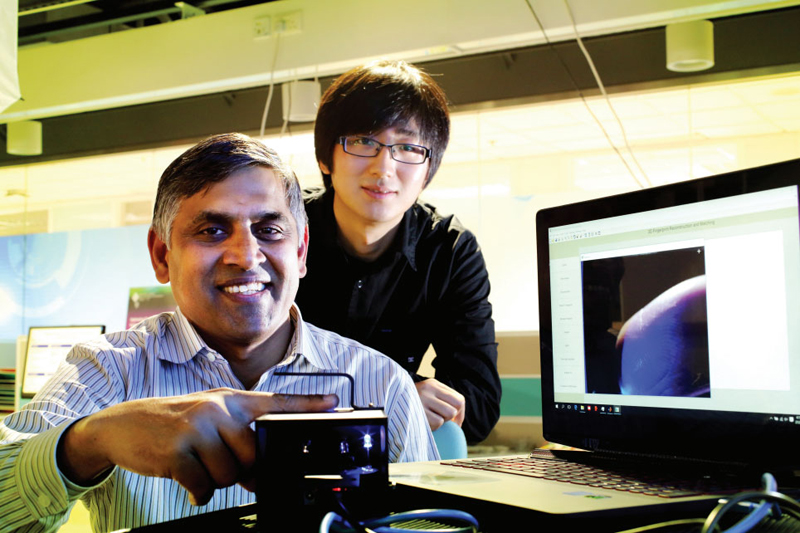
[228, 391, 339, 423]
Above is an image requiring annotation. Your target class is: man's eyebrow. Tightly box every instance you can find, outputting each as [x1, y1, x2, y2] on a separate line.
[394, 127, 420, 138]
[188, 210, 290, 227]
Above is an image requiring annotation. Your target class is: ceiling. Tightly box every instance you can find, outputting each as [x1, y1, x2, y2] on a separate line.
[3, 68, 798, 212]
[4, 0, 800, 168]
[17, 0, 276, 45]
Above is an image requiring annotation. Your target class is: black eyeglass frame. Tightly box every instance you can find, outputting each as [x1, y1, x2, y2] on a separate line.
[337, 136, 431, 165]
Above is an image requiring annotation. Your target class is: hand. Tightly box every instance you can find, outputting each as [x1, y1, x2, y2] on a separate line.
[58, 388, 338, 506]
[414, 378, 466, 431]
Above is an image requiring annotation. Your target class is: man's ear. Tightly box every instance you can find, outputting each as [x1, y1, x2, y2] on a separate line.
[297, 224, 309, 278]
[318, 161, 331, 175]
[422, 162, 433, 190]
[147, 228, 171, 284]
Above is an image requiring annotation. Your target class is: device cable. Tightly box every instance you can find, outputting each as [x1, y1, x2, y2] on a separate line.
[319, 507, 479, 533]
[615, 472, 800, 533]
[259, 32, 282, 138]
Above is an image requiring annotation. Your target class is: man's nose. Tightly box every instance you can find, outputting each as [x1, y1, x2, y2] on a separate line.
[368, 145, 397, 176]
[223, 230, 266, 269]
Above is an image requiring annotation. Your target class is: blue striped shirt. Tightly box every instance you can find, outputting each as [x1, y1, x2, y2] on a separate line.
[0, 305, 437, 533]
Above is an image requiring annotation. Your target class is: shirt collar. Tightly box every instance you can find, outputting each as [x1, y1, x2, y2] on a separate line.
[319, 187, 420, 271]
[161, 305, 335, 372]
[291, 304, 338, 371]
[158, 307, 210, 364]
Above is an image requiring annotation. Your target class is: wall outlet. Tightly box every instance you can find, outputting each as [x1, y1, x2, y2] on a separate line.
[254, 15, 271, 39]
[274, 11, 302, 35]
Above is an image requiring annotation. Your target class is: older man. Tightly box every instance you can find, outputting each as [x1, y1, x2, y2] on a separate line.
[0, 133, 436, 533]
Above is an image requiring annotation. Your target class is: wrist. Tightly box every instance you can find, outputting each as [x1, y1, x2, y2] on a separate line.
[57, 415, 114, 486]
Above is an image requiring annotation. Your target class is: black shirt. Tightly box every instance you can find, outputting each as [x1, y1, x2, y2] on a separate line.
[296, 188, 501, 443]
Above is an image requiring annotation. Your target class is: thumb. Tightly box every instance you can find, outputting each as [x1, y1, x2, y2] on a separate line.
[229, 391, 339, 422]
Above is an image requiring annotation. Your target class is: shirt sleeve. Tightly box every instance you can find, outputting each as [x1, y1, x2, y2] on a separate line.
[0, 343, 121, 533]
[430, 229, 502, 444]
[385, 370, 439, 463]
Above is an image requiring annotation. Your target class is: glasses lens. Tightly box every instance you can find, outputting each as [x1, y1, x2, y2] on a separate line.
[391, 144, 428, 164]
[343, 137, 379, 157]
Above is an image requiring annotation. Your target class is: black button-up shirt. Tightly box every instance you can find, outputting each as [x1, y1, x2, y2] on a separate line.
[296, 188, 501, 443]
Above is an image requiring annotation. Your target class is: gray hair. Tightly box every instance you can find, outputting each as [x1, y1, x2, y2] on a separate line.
[151, 133, 306, 248]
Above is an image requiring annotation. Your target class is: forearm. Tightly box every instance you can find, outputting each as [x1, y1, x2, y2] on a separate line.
[435, 230, 502, 442]
[0, 424, 82, 533]
[436, 353, 501, 443]
[433, 307, 501, 442]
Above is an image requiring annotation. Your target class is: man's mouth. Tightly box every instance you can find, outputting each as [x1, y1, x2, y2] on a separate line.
[363, 187, 395, 197]
[221, 282, 267, 295]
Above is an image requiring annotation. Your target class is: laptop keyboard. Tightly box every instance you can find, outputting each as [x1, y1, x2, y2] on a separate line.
[442, 449, 757, 498]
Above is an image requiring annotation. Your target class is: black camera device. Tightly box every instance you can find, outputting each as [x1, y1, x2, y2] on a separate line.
[255, 371, 391, 529]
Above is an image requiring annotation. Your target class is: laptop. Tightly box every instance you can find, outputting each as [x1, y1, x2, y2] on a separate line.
[390, 158, 800, 527]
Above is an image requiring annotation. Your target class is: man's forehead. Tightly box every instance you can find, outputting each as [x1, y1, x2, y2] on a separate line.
[181, 169, 291, 215]
[367, 118, 420, 138]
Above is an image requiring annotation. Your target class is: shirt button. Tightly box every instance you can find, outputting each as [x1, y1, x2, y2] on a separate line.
[206, 353, 217, 362]
[357, 280, 363, 289]
[38, 494, 51, 508]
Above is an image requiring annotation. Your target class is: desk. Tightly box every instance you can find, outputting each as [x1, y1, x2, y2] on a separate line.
[122, 485, 800, 533]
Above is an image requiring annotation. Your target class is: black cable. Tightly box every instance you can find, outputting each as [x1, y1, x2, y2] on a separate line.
[701, 491, 800, 533]
[615, 518, 709, 533]
[333, 494, 373, 533]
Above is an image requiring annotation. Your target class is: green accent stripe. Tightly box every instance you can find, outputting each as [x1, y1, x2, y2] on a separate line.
[500, 377, 542, 417]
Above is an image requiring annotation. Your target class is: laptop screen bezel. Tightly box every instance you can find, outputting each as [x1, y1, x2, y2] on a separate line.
[536, 157, 800, 466]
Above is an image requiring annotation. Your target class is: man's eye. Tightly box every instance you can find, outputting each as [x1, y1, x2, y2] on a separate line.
[199, 227, 225, 236]
[256, 227, 283, 239]
[399, 144, 424, 154]
[351, 137, 376, 147]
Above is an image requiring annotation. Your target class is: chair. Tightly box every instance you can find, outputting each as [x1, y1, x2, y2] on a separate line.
[432, 420, 468, 459]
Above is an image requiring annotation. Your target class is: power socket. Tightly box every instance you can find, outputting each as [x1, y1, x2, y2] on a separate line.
[274, 11, 302, 35]
[254, 15, 271, 39]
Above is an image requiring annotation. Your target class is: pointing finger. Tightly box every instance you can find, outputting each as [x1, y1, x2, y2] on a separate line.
[228, 391, 339, 423]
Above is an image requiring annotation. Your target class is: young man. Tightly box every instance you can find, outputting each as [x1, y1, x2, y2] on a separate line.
[296, 60, 501, 444]
[0, 133, 436, 533]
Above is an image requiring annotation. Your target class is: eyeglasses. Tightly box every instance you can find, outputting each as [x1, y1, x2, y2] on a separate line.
[338, 136, 431, 165]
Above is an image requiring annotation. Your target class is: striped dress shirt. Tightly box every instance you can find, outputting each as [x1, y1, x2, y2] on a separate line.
[0, 305, 438, 533]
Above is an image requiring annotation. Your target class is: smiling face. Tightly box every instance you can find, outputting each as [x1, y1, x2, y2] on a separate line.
[321, 125, 430, 231]
[148, 166, 308, 356]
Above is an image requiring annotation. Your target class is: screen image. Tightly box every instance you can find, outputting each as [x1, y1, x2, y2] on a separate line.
[582, 246, 710, 398]
[536, 158, 800, 462]
[546, 185, 800, 414]
[22, 325, 105, 398]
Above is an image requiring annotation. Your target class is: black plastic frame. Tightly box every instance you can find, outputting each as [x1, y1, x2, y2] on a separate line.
[536, 157, 800, 467]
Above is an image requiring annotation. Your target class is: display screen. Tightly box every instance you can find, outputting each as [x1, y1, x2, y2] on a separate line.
[536, 158, 800, 465]
[22, 325, 105, 398]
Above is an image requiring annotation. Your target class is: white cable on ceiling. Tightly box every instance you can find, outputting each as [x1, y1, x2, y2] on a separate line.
[259, 33, 282, 138]
[524, 0, 652, 189]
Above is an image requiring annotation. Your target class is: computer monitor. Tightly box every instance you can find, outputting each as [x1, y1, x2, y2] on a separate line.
[21, 325, 105, 399]
[536, 157, 800, 465]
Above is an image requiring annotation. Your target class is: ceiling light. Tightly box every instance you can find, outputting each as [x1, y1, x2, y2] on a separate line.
[666, 20, 714, 72]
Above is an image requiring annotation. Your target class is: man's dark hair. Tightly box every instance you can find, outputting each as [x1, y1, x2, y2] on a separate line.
[315, 59, 450, 189]
[151, 132, 306, 248]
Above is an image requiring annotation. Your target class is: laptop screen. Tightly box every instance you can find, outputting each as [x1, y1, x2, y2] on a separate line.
[536, 158, 800, 465]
